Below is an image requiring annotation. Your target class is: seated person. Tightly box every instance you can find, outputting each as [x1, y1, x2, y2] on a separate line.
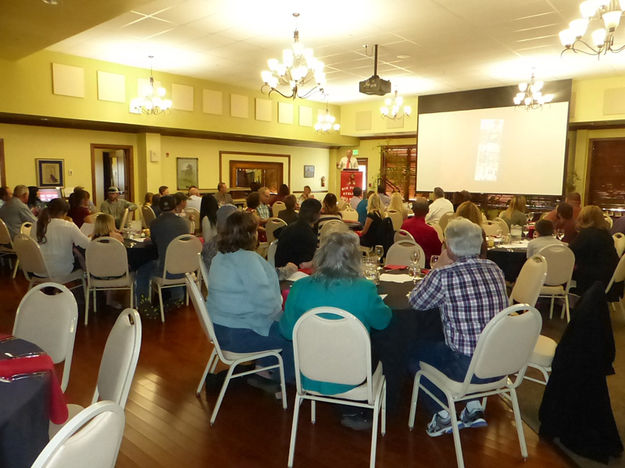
[91, 213, 124, 243]
[32, 198, 90, 277]
[359, 193, 386, 248]
[246, 191, 267, 242]
[544, 192, 582, 222]
[349, 186, 363, 211]
[201, 204, 237, 272]
[356, 190, 374, 226]
[317, 193, 342, 231]
[400, 198, 442, 266]
[526, 219, 562, 258]
[551, 202, 578, 244]
[274, 198, 321, 268]
[388, 192, 409, 220]
[408, 218, 508, 437]
[68, 188, 94, 228]
[280, 231, 391, 428]
[297, 185, 314, 205]
[278, 194, 298, 225]
[206, 211, 294, 381]
[200, 194, 219, 241]
[499, 195, 528, 228]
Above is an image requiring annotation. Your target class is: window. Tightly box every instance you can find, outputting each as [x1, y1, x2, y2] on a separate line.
[380, 145, 417, 200]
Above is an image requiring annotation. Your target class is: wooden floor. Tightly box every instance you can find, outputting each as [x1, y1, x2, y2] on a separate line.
[0, 266, 574, 468]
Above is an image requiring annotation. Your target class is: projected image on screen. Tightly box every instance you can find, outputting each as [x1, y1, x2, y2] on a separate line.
[417, 102, 568, 195]
[475, 119, 503, 182]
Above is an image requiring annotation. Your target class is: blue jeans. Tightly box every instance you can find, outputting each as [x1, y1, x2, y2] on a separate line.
[213, 322, 295, 382]
[408, 341, 501, 414]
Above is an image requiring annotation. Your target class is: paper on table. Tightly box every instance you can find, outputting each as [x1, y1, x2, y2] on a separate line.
[379, 273, 414, 283]
[287, 271, 309, 282]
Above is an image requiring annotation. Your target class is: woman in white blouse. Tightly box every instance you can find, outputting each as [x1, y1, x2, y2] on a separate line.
[32, 198, 90, 276]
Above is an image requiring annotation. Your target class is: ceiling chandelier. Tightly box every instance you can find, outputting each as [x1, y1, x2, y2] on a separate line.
[261, 13, 326, 100]
[314, 104, 340, 133]
[513, 73, 554, 109]
[559, 0, 625, 56]
[380, 91, 412, 120]
[130, 56, 172, 115]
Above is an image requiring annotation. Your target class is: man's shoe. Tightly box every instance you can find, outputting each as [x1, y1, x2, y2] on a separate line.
[426, 412, 454, 437]
[341, 413, 373, 431]
[460, 407, 487, 429]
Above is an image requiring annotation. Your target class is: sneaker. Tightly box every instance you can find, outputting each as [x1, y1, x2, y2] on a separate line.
[341, 413, 373, 431]
[426, 413, 454, 437]
[460, 407, 487, 429]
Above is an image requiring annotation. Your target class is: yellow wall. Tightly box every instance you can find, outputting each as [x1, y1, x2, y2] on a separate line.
[571, 73, 625, 122]
[340, 97, 417, 137]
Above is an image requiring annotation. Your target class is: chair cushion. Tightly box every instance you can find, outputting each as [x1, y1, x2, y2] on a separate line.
[418, 361, 508, 399]
[540, 285, 565, 295]
[529, 335, 557, 368]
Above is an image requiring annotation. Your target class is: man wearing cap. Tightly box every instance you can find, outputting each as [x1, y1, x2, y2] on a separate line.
[100, 186, 137, 229]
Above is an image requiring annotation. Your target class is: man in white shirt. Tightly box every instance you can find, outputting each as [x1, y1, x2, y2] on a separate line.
[350, 186, 363, 210]
[186, 186, 202, 212]
[527, 219, 564, 258]
[425, 187, 454, 224]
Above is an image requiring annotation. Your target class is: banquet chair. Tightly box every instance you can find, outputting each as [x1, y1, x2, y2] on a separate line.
[85, 237, 134, 326]
[319, 219, 344, 239]
[386, 209, 403, 232]
[272, 201, 286, 218]
[605, 253, 625, 314]
[604, 214, 614, 229]
[20, 221, 33, 236]
[185, 274, 287, 424]
[385, 240, 425, 268]
[265, 217, 287, 243]
[267, 239, 278, 267]
[151, 233, 202, 322]
[439, 212, 454, 231]
[288, 307, 386, 468]
[0, 218, 19, 278]
[393, 229, 416, 244]
[198, 253, 210, 297]
[408, 304, 542, 468]
[185, 207, 201, 234]
[119, 208, 129, 230]
[537, 244, 576, 322]
[12, 234, 86, 295]
[32, 401, 125, 468]
[482, 220, 502, 237]
[50, 309, 141, 437]
[13, 282, 78, 392]
[493, 217, 510, 235]
[426, 221, 445, 242]
[509, 255, 554, 385]
[613, 232, 625, 258]
[141, 205, 156, 228]
[340, 207, 359, 222]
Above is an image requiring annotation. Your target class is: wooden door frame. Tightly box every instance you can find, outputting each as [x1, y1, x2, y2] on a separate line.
[229, 160, 284, 190]
[90, 143, 134, 206]
[0, 139, 5, 187]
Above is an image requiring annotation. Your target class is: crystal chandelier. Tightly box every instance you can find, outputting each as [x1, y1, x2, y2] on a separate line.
[130, 56, 172, 115]
[559, 0, 625, 56]
[314, 105, 340, 133]
[513, 73, 554, 109]
[380, 90, 412, 120]
[261, 13, 326, 99]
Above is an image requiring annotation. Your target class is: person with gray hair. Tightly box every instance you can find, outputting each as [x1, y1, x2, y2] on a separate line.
[0, 184, 37, 239]
[425, 186, 454, 224]
[279, 230, 392, 430]
[407, 217, 508, 437]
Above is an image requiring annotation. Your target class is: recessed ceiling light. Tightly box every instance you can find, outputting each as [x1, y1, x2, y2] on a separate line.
[41, 0, 60, 5]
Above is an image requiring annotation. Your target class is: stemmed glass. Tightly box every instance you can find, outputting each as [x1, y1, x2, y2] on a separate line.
[374, 245, 384, 266]
[430, 255, 440, 269]
[409, 250, 421, 283]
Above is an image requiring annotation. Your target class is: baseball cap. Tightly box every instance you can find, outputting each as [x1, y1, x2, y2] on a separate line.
[159, 195, 176, 212]
[108, 186, 120, 193]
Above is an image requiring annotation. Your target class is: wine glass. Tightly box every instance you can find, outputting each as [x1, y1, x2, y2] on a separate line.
[430, 255, 440, 269]
[374, 245, 384, 265]
[409, 250, 421, 283]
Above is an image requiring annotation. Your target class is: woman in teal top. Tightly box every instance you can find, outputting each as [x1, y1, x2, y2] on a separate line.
[279, 231, 392, 395]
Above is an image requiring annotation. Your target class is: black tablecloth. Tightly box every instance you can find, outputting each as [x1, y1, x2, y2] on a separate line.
[0, 339, 50, 468]
[487, 248, 526, 282]
[124, 239, 158, 271]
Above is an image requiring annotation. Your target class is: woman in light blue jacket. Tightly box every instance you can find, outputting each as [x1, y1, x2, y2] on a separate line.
[206, 211, 293, 380]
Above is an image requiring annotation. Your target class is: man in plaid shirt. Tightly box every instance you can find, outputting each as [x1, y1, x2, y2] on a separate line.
[408, 217, 508, 437]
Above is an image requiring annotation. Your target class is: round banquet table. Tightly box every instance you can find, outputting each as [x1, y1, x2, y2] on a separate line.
[486, 244, 528, 282]
[0, 338, 51, 468]
[124, 237, 158, 271]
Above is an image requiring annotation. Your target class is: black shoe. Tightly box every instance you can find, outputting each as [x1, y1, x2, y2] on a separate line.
[341, 413, 373, 431]
[204, 371, 227, 394]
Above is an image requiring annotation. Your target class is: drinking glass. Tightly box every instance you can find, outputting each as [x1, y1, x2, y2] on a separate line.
[410, 250, 420, 265]
[430, 255, 440, 268]
[374, 245, 384, 264]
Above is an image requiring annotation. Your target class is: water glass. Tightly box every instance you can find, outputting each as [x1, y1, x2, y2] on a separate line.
[374, 245, 384, 264]
[430, 255, 440, 268]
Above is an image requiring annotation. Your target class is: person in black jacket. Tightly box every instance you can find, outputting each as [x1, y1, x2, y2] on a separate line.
[274, 198, 321, 268]
[569, 205, 621, 300]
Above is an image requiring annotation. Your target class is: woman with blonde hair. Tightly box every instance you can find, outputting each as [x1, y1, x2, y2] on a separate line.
[92, 213, 124, 243]
[387, 192, 409, 220]
[360, 192, 386, 248]
[499, 196, 528, 228]
[570, 205, 620, 296]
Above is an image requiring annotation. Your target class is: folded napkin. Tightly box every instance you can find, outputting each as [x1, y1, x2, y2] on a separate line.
[298, 268, 314, 275]
[287, 271, 309, 282]
[379, 273, 414, 283]
[0, 343, 68, 424]
[384, 265, 407, 271]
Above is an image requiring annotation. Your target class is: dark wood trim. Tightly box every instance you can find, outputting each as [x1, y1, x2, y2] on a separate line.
[90, 144, 134, 205]
[584, 136, 625, 204]
[0, 112, 347, 149]
[0, 138, 5, 187]
[358, 133, 416, 141]
[229, 160, 284, 190]
[569, 120, 625, 130]
[219, 151, 291, 188]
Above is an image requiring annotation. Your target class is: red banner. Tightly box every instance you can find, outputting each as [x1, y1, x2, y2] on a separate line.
[340, 170, 363, 201]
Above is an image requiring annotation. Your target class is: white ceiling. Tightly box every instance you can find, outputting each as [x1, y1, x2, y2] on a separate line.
[42, 0, 625, 103]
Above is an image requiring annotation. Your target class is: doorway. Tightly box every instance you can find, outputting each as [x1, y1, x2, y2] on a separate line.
[90, 144, 134, 206]
[587, 139, 625, 209]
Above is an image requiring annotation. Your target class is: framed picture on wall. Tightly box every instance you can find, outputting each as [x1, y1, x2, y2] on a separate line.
[177, 157, 198, 190]
[36, 159, 64, 187]
[304, 165, 315, 178]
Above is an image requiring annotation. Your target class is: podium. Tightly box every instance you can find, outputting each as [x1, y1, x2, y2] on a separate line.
[340, 170, 363, 202]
